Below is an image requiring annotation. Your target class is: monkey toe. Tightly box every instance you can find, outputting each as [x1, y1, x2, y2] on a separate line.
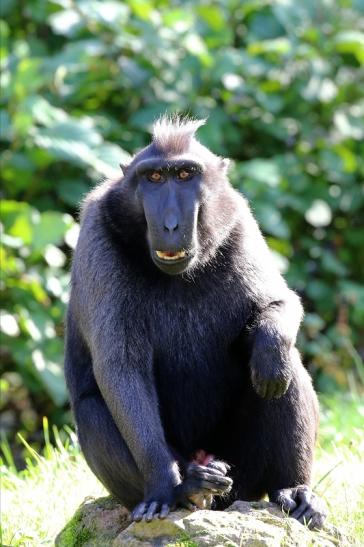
[270, 488, 298, 512]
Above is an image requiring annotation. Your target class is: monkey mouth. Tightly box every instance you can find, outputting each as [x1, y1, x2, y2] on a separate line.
[155, 250, 187, 261]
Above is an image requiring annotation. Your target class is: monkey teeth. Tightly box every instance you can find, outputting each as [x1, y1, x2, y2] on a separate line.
[156, 250, 186, 261]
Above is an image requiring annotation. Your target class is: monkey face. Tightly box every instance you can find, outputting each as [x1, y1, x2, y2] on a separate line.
[135, 158, 203, 275]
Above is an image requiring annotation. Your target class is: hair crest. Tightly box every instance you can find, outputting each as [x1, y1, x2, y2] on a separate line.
[152, 114, 206, 155]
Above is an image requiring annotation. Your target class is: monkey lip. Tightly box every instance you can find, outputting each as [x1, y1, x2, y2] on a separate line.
[155, 250, 187, 261]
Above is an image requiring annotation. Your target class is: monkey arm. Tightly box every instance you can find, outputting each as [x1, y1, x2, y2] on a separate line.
[238, 203, 304, 399]
[91, 321, 181, 497]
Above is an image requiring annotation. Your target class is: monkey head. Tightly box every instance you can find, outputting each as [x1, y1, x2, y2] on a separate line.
[109, 117, 233, 276]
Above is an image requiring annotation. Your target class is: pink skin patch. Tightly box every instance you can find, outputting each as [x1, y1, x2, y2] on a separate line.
[192, 449, 214, 466]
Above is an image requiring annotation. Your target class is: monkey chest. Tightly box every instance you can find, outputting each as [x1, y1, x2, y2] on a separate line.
[150, 297, 247, 449]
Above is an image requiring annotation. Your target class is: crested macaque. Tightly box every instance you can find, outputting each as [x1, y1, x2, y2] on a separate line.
[65, 117, 327, 527]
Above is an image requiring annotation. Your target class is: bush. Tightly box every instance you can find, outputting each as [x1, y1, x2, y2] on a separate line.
[1, 0, 363, 446]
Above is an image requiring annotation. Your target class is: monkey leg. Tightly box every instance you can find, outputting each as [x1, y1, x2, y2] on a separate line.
[74, 392, 144, 510]
[75, 393, 232, 520]
[263, 353, 327, 528]
[217, 350, 327, 528]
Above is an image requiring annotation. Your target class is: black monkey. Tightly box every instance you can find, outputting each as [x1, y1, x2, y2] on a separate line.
[65, 117, 327, 528]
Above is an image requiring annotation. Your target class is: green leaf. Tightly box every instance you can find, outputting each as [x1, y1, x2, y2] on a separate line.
[56, 179, 90, 206]
[335, 31, 364, 63]
[48, 9, 82, 36]
[240, 159, 281, 187]
[305, 200, 332, 228]
[78, 0, 129, 28]
[0, 109, 12, 141]
[248, 38, 291, 56]
[197, 6, 225, 31]
[32, 119, 102, 167]
[1, 201, 36, 244]
[32, 345, 68, 406]
[23, 95, 68, 127]
[254, 203, 290, 239]
[31, 212, 72, 252]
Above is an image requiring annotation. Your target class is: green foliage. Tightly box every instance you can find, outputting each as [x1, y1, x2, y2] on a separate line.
[1, 0, 363, 441]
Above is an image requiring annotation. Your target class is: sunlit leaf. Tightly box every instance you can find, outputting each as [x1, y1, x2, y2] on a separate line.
[0, 312, 20, 337]
[335, 31, 364, 63]
[305, 200, 332, 228]
[48, 9, 82, 36]
[240, 159, 281, 187]
[56, 180, 90, 206]
[31, 212, 72, 252]
[32, 347, 68, 406]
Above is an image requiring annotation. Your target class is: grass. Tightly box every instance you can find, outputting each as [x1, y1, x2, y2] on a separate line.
[1, 421, 106, 546]
[313, 393, 364, 542]
[1, 394, 363, 546]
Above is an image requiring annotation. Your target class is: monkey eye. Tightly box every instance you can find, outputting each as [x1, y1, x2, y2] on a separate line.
[177, 169, 192, 181]
[147, 170, 163, 182]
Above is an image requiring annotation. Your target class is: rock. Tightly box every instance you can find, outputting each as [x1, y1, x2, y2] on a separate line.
[55, 496, 129, 546]
[56, 497, 348, 547]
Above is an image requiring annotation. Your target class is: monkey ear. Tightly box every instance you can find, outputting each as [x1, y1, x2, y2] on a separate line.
[119, 163, 130, 176]
[220, 158, 231, 174]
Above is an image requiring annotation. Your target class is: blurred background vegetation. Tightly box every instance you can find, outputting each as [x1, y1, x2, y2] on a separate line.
[1, 0, 364, 461]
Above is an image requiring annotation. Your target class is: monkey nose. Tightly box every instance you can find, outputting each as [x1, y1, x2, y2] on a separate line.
[163, 212, 179, 233]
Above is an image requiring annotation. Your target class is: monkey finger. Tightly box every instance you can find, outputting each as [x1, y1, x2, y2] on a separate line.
[188, 468, 231, 484]
[159, 504, 170, 519]
[274, 380, 289, 399]
[264, 381, 277, 400]
[207, 460, 231, 475]
[144, 501, 159, 522]
[193, 472, 233, 488]
[130, 502, 147, 522]
[194, 464, 225, 477]
[254, 379, 268, 398]
[187, 464, 224, 479]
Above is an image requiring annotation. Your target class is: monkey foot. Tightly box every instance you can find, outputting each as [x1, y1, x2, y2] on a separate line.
[270, 485, 327, 529]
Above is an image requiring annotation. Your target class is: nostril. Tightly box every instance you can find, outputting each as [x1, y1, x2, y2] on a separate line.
[164, 222, 178, 233]
[164, 212, 179, 233]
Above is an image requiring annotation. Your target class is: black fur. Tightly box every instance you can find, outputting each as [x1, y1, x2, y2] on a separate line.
[65, 116, 326, 527]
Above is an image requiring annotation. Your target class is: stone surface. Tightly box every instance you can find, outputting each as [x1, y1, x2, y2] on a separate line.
[55, 497, 349, 547]
[55, 496, 129, 546]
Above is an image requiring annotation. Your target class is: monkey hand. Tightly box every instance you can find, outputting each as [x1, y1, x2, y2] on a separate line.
[251, 367, 291, 400]
[130, 462, 232, 522]
[130, 483, 179, 522]
[250, 345, 292, 400]
[177, 460, 233, 510]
